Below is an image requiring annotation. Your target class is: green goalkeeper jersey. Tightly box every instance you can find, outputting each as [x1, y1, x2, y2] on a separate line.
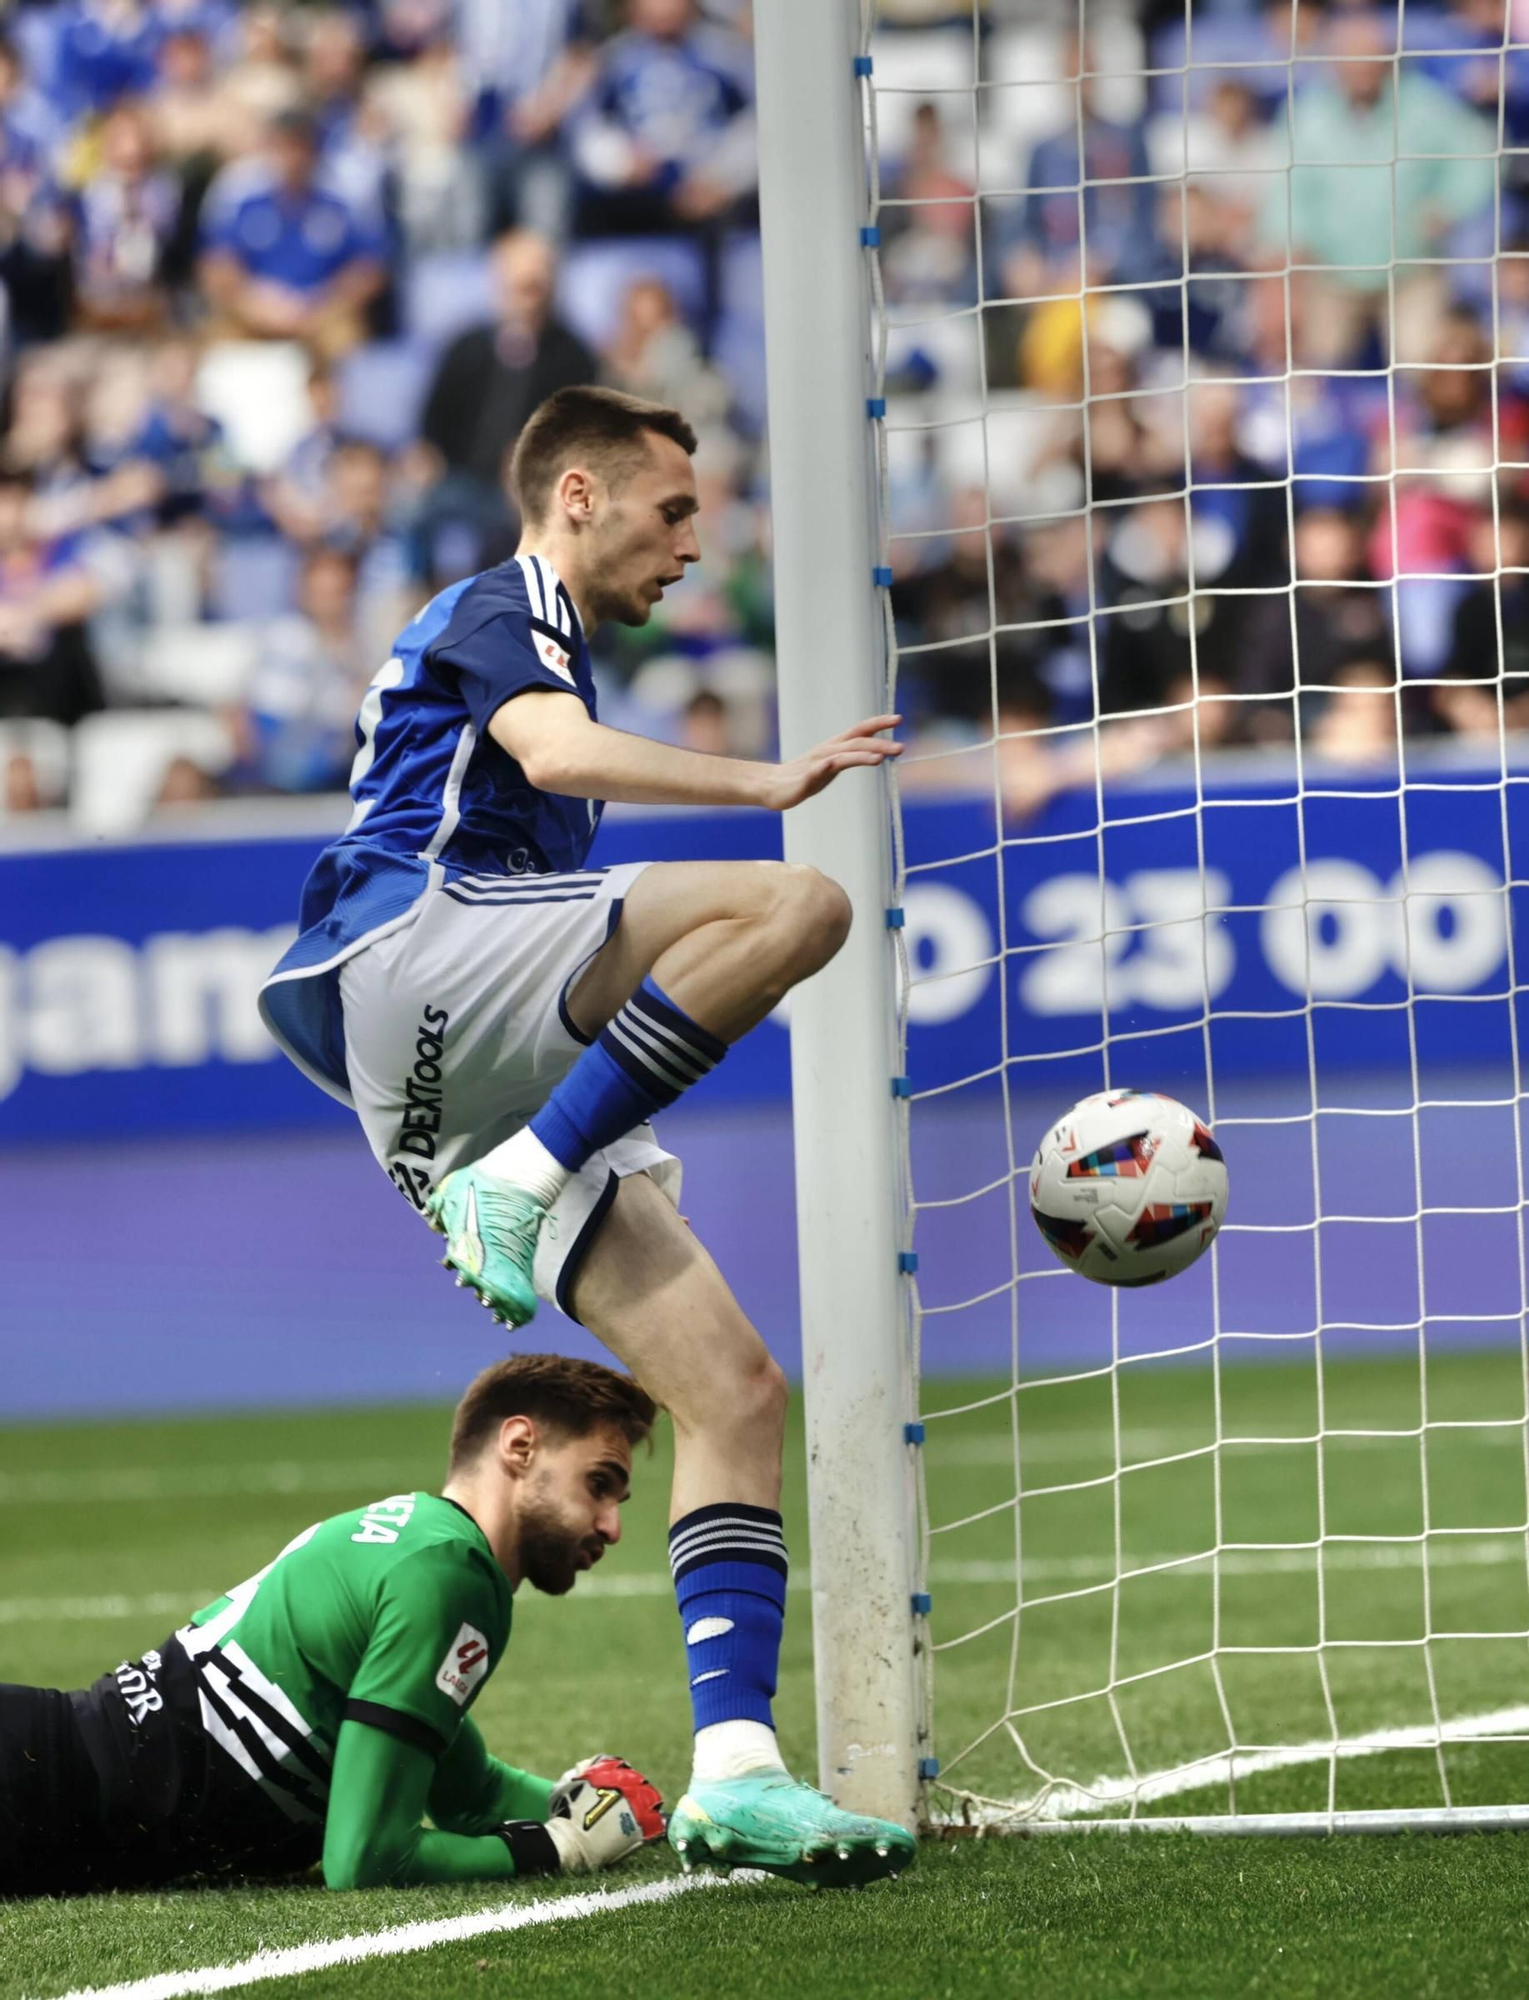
[180, 1489, 512, 1813]
[69, 1490, 544, 1890]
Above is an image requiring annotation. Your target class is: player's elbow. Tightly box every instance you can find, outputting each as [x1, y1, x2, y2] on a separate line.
[515, 742, 575, 794]
[518, 716, 600, 795]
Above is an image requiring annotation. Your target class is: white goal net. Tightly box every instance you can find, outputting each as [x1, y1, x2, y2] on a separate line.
[858, 0, 1529, 1830]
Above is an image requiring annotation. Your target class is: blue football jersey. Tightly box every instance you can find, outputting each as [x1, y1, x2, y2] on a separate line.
[259, 553, 601, 1102]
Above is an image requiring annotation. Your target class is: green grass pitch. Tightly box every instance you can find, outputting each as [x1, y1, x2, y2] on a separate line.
[7, 1353, 1529, 1999]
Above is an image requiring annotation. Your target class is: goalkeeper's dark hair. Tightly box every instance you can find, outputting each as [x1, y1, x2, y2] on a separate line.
[509, 385, 696, 525]
[448, 1353, 658, 1470]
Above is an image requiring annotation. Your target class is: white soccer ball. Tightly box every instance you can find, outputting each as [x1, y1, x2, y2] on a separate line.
[1029, 1090, 1229, 1287]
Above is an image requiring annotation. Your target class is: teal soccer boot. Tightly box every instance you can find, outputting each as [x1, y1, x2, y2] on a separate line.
[425, 1165, 545, 1328]
[668, 1771, 916, 1890]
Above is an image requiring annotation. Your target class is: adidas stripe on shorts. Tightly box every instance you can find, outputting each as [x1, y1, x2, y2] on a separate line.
[338, 862, 681, 1320]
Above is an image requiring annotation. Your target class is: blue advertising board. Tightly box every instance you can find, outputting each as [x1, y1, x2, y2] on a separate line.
[2, 744, 1524, 1141]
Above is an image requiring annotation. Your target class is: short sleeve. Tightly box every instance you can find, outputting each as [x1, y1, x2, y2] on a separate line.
[344, 1546, 505, 1757]
[430, 607, 582, 734]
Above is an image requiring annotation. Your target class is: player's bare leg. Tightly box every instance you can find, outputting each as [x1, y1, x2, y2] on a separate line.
[426, 861, 851, 1325]
[568, 1173, 916, 1890]
[563, 859, 851, 1040]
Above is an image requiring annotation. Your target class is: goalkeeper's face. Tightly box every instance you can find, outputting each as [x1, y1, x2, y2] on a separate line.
[515, 1424, 632, 1596]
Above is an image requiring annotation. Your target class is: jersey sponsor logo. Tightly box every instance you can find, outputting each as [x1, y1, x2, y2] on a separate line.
[351, 1494, 417, 1545]
[389, 1158, 433, 1212]
[435, 1621, 491, 1706]
[114, 1648, 164, 1726]
[396, 1004, 451, 1163]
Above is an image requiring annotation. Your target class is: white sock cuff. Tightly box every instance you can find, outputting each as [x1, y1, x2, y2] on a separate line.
[690, 1718, 787, 1784]
[477, 1127, 570, 1207]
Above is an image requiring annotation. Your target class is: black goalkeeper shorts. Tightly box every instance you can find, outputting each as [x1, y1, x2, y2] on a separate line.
[0, 1681, 103, 1897]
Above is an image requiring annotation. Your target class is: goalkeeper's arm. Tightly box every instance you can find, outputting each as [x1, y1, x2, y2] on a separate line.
[426, 1715, 554, 1833]
[321, 1718, 662, 1889]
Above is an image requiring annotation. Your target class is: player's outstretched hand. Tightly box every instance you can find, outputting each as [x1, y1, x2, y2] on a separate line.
[762, 714, 903, 811]
[543, 1754, 666, 1874]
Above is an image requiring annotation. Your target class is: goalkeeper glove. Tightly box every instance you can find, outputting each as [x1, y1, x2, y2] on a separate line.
[496, 1757, 664, 1877]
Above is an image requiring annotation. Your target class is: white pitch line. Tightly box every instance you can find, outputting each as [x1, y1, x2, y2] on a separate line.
[7, 1536, 1525, 1626]
[950, 1702, 1529, 1826]
[0, 1460, 411, 1506]
[0, 1590, 204, 1627]
[7, 1423, 1523, 1506]
[29, 1870, 746, 2000]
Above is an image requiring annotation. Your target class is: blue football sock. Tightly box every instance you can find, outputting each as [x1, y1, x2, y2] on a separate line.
[530, 976, 726, 1173]
[669, 1503, 787, 1732]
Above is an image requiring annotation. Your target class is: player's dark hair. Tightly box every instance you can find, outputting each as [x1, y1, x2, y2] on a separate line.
[509, 385, 697, 524]
[448, 1353, 658, 1471]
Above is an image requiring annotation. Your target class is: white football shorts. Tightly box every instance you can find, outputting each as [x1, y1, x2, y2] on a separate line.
[337, 862, 682, 1320]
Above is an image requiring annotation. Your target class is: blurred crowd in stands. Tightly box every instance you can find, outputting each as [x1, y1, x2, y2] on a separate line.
[0, 0, 1524, 830]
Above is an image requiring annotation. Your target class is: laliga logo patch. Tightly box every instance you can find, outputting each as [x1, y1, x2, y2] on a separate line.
[434, 1621, 491, 1706]
[538, 636, 574, 685]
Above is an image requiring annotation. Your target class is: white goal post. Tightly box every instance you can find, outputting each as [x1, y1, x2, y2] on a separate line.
[759, 0, 1529, 1837]
[754, 0, 923, 1832]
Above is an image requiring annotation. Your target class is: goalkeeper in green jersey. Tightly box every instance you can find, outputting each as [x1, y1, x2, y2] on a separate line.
[0, 1355, 667, 1899]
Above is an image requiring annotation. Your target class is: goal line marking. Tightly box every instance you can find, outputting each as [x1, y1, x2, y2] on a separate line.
[943, 1703, 1529, 1827]
[29, 1871, 743, 2000]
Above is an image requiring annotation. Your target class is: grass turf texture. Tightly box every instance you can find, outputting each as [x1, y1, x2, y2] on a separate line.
[6, 1351, 1529, 1998]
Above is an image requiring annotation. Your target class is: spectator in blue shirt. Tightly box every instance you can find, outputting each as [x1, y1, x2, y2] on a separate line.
[462, 0, 594, 238]
[261, 358, 343, 544]
[999, 31, 1159, 308]
[239, 541, 368, 793]
[198, 106, 384, 357]
[571, 0, 757, 236]
[129, 332, 248, 528]
[50, 0, 161, 119]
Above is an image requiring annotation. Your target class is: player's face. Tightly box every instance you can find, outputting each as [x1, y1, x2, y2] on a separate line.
[515, 1424, 632, 1596]
[591, 433, 700, 627]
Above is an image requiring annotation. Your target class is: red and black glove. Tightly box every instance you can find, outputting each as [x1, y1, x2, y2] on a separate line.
[530, 1755, 665, 1874]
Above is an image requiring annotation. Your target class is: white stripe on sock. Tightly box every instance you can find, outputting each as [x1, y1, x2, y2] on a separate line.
[614, 1008, 711, 1084]
[625, 1002, 716, 1078]
[605, 1016, 695, 1094]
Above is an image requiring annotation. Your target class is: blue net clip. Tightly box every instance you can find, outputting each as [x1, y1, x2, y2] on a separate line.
[911, 1592, 932, 1615]
[853, 54, 873, 77]
[860, 225, 881, 248]
[918, 1756, 941, 1780]
[872, 564, 893, 587]
[898, 1250, 919, 1275]
[891, 1076, 912, 1099]
[885, 905, 905, 929]
[904, 1420, 925, 1446]
[866, 396, 886, 419]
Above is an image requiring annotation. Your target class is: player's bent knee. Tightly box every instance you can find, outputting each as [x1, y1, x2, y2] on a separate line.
[762, 865, 852, 981]
[799, 867, 853, 956]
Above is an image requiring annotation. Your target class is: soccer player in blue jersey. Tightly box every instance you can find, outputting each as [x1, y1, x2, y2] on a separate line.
[260, 385, 913, 1889]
